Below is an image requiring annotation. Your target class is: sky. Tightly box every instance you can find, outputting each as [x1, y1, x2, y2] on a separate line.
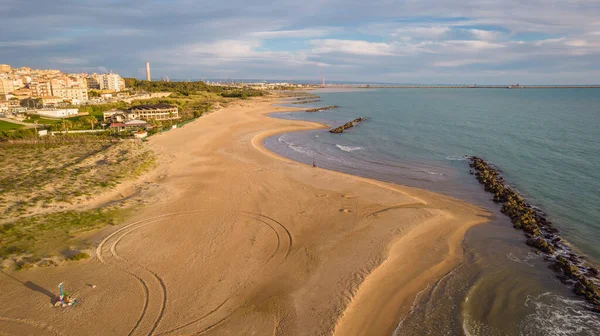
[0, 0, 599, 84]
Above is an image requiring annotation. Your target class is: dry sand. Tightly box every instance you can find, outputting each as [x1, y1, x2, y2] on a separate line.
[0, 97, 488, 336]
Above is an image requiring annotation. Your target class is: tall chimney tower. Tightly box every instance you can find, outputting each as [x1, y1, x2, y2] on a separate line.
[145, 62, 151, 81]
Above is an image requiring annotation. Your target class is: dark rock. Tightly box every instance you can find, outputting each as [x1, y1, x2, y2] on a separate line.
[329, 117, 366, 134]
[306, 105, 339, 112]
[574, 281, 587, 296]
[526, 237, 554, 254]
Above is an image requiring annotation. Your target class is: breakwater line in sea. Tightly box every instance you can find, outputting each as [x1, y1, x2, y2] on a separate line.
[306, 105, 339, 112]
[468, 156, 600, 313]
[291, 99, 321, 104]
[329, 117, 366, 133]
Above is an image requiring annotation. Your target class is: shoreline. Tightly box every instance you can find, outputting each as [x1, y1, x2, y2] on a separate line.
[0, 96, 489, 335]
[254, 97, 490, 335]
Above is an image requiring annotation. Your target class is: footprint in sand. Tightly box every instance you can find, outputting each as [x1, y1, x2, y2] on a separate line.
[339, 208, 352, 213]
[341, 194, 356, 199]
[315, 194, 328, 198]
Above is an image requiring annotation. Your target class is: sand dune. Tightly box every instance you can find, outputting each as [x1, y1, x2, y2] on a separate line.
[0, 97, 488, 335]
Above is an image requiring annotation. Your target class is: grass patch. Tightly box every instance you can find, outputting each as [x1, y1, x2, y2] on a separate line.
[67, 252, 90, 261]
[0, 141, 155, 218]
[22, 115, 62, 125]
[0, 208, 123, 261]
[0, 120, 24, 131]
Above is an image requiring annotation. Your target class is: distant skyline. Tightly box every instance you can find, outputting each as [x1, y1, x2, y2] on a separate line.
[1, 0, 599, 84]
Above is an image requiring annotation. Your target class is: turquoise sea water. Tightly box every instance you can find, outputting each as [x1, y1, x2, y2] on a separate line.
[265, 88, 600, 335]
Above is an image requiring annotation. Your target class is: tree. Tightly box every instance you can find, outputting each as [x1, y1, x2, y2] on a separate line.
[80, 116, 97, 129]
[62, 119, 73, 134]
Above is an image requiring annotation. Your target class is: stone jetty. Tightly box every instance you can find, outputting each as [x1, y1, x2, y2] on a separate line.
[468, 156, 600, 311]
[292, 99, 322, 104]
[329, 117, 366, 133]
[306, 105, 339, 112]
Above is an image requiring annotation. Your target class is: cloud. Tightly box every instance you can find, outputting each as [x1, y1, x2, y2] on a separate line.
[248, 28, 331, 39]
[0, 39, 70, 47]
[433, 59, 488, 67]
[445, 40, 506, 50]
[392, 26, 451, 39]
[310, 39, 395, 56]
[0, 0, 598, 83]
[468, 29, 503, 41]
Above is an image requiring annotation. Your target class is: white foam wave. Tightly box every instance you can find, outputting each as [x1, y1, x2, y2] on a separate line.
[446, 155, 468, 161]
[289, 144, 317, 156]
[506, 251, 539, 267]
[520, 293, 600, 336]
[336, 144, 363, 152]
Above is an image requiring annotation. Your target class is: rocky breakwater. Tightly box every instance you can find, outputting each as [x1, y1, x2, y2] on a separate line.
[329, 117, 366, 134]
[468, 156, 600, 312]
[292, 99, 322, 104]
[306, 105, 339, 112]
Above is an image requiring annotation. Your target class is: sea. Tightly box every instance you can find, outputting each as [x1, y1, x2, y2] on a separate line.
[263, 88, 600, 335]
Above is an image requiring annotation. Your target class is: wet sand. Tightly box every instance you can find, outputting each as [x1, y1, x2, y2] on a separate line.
[0, 97, 488, 335]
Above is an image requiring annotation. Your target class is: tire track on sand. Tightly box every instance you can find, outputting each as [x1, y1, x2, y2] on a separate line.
[156, 212, 292, 335]
[96, 210, 203, 336]
[0, 316, 62, 336]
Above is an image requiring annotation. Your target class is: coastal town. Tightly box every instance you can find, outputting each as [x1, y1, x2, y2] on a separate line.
[0, 63, 308, 139]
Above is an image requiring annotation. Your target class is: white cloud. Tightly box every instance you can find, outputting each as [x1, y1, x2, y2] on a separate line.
[445, 40, 506, 50]
[534, 38, 567, 46]
[0, 38, 69, 47]
[248, 28, 331, 39]
[565, 39, 589, 47]
[190, 40, 261, 58]
[392, 26, 451, 39]
[469, 29, 503, 41]
[433, 59, 487, 67]
[310, 39, 394, 56]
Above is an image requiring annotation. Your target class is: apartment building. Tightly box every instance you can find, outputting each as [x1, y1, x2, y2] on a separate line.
[52, 87, 89, 102]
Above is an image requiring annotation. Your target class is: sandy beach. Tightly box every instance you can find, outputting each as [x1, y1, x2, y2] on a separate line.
[0, 97, 488, 336]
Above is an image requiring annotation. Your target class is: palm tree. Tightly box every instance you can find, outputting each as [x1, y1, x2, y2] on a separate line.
[62, 119, 73, 134]
[80, 116, 97, 129]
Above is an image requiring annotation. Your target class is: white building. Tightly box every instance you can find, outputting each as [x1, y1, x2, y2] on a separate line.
[90, 73, 123, 92]
[52, 87, 89, 102]
[36, 108, 79, 118]
[0, 78, 14, 94]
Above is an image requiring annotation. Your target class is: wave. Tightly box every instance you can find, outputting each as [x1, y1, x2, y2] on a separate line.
[506, 251, 539, 267]
[446, 155, 469, 161]
[277, 134, 318, 156]
[336, 144, 363, 152]
[462, 292, 600, 336]
[520, 293, 600, 335]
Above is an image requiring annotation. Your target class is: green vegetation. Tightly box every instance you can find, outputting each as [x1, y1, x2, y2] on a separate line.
[68, 252, 90, 261]
[22, 114, 62, 125]
[123, 78, 265, 98]
[78, 101, 130, 117]
[0, 139, 155, 267]
[0, 128, 37, 140]
[0, 120, 24, 131]
[1, 208, 123, 263]
[0, 140, 155, 217]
